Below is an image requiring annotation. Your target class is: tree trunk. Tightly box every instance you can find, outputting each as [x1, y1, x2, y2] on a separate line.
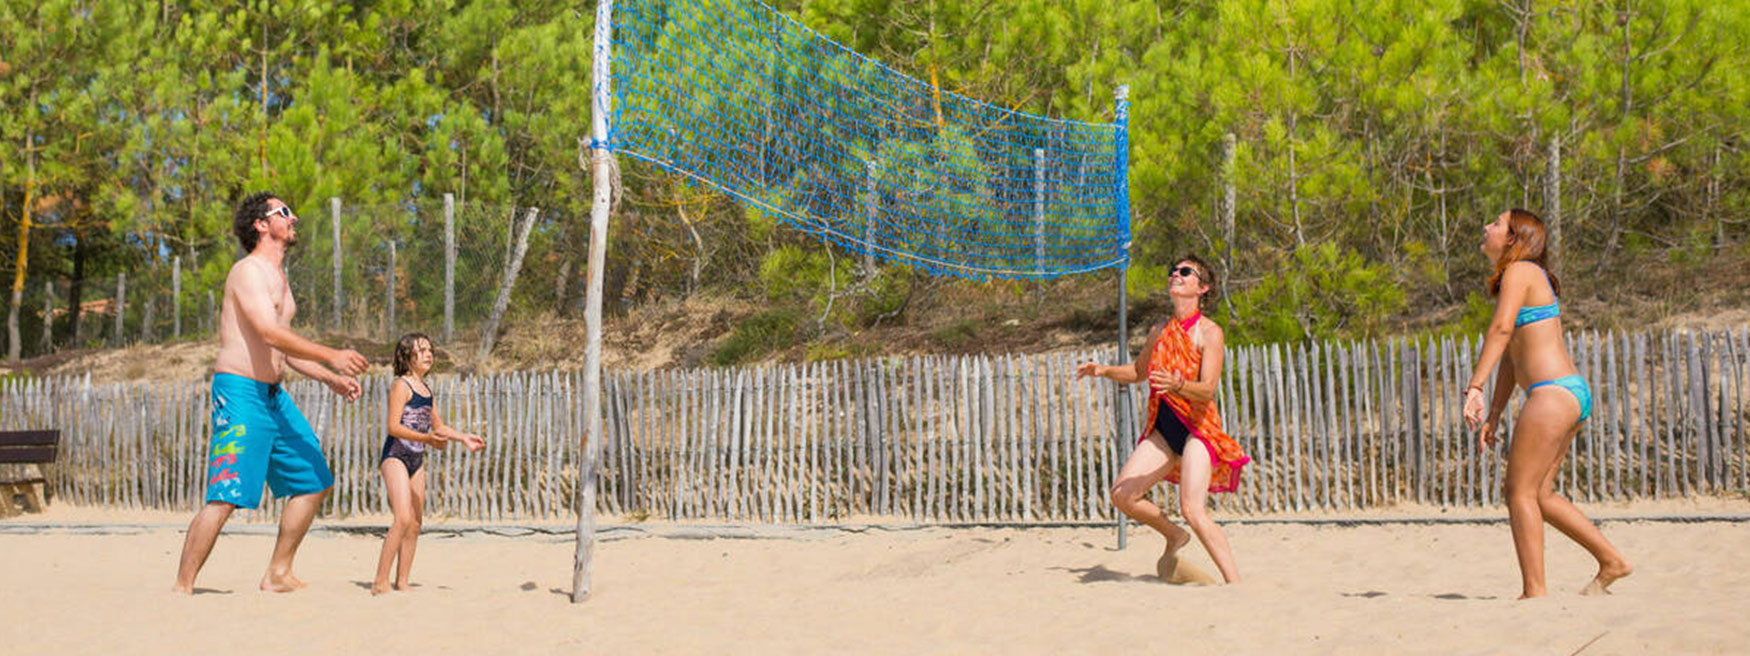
[39, 281, 52, 353]
[1285, 37, 1305, 248]
[113, 272, 127, 347]
[675, 192, 706, 295]
[1220, 132, 1238, 322]
[68, 237, 85, 346]
[7, 137, 36, 362]
[552, 222, 574, 315]
[1710, 144, 1724, 250]
[477, 207, 539, 361]
[1600, 145, 1626, 272]
[1545, 135, 1562, 270]
[1598, 7, 1633, 272]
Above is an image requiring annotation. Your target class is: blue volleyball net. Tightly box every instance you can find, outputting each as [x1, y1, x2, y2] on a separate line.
[602, 0, 1130, 280]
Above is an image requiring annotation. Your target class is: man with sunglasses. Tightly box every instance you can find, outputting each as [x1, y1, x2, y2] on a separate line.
[173, 192, 370, 594]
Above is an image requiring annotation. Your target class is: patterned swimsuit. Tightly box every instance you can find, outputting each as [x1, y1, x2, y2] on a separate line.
[380, 379, 433, 475]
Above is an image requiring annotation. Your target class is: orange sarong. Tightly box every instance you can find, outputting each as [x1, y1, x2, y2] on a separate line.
[1140, 316, 1250, 493]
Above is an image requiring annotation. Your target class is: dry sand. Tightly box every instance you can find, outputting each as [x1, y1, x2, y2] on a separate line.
[3, 501, 1749, 655]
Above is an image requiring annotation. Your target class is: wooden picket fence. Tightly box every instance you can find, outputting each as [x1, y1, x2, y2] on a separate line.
[2, 328, 1746, 523]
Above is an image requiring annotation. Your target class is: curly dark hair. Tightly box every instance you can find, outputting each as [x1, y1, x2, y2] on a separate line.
[1177, 253, 1219, 311]
[232, 191, 278, 253]
[392, 332, 433, 377]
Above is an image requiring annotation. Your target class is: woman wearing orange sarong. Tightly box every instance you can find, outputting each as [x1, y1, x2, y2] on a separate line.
[1078, 254, 1248, 584]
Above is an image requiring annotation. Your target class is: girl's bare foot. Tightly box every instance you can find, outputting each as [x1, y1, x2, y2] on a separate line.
[1581, 560, 1634, 596]
[371, 581, 392, 596]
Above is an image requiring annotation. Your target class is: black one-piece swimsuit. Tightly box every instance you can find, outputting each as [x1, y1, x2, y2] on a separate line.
[1153, 403, 1191, 455]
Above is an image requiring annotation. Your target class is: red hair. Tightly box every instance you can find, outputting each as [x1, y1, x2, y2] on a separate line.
[1488, 208, 1561, 298]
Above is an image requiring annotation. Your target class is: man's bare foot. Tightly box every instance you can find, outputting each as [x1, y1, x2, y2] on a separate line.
[260, 572, 301, 593]
[371, 582, 392, 596]
[1581, 560, 1634, 596]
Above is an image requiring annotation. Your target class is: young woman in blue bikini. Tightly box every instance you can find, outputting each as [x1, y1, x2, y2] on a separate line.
[1463, 209, 1633, 599]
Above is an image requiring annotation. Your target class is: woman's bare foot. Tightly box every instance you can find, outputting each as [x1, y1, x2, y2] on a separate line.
[1155, 530, 1216, 584]
[1154, 530, 1191, 580]
[1581, 560, 1634, 596]
[393, 581, 413, 592]
[371, 581, 392, 596]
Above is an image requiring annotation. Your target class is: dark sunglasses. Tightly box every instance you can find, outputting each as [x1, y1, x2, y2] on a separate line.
[1171, 265, 1201, 279]
[264, 205, 296, 220]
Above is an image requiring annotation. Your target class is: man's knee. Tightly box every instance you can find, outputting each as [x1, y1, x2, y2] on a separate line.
[199, 501, 237, 522]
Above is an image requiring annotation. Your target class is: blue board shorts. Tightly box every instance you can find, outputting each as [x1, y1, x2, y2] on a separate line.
[205, 373, 334, 509]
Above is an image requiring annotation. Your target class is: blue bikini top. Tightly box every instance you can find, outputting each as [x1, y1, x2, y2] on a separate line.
[1514, 266, 1560, 327]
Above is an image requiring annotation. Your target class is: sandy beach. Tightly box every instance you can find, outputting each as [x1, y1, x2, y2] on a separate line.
[3, 500, 1748, 655]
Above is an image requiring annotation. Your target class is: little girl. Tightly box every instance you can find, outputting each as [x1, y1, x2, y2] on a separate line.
[373, 332, 485, 595]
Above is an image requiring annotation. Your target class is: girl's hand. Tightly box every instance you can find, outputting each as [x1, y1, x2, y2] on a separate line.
[429, 433, 450, 451]
[1074, 361, 1102, 380]
[459, 433, 486, 452]
[1478, 416, 1501, 450]
[1463, 387, 1488, 429]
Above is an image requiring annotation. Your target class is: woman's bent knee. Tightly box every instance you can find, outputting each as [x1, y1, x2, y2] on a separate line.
[1109, 482, 1144, 509]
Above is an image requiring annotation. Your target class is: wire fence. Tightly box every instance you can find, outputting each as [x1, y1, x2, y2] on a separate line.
[7, 197, 581, 360]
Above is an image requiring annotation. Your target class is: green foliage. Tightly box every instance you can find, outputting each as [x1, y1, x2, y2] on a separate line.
[1451, 291, 1497, 338]
[1230, 243, 1406, 343]
[1125, 262, 1173, 300]
[711, 307, 803, 366]
[929, 318, 980, 350]
[758, 245, 832, 303]
[4, 0, 1750, 360]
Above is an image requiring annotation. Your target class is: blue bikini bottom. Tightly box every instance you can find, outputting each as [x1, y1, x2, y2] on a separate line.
[1527, 374, 1591, 422]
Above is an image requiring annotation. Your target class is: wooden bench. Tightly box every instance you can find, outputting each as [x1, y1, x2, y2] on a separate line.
[0, 430, 59, 518]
